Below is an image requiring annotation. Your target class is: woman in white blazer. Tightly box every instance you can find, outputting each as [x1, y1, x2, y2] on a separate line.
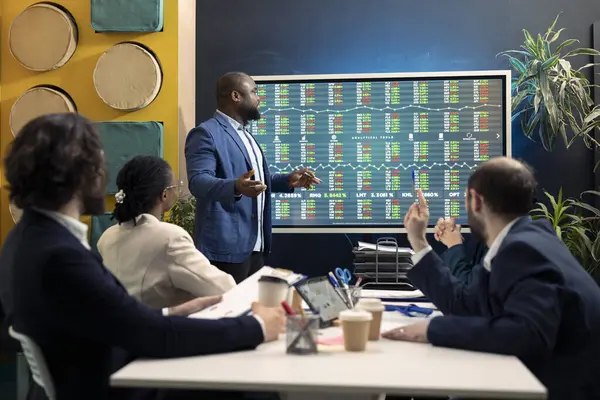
[97, 156, 236, 309]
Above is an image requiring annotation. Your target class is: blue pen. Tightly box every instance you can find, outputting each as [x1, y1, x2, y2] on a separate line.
[328, 272, 340, 288]
[411, 169, 418, 203]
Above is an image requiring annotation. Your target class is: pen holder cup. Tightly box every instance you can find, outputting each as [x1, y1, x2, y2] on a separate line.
[285, 314, 319, 355]
[335, 286, 362, 309]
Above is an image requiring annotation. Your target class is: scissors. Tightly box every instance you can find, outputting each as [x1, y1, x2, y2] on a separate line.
[334, 267, 352, 287]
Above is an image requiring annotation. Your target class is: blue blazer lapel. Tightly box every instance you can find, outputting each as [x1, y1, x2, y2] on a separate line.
[214, 112, 252, 169]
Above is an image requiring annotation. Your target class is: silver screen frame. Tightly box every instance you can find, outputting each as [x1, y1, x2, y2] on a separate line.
[252, 70, 512, 233]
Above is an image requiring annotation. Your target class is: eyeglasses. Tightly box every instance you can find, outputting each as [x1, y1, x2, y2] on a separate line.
[165, 180, 184, 197]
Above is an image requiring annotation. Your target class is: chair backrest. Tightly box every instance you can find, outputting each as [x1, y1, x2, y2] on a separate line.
[9, 326, 56, 400]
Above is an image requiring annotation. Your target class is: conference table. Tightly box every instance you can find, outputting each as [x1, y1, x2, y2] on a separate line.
[110, 303, 547, 399]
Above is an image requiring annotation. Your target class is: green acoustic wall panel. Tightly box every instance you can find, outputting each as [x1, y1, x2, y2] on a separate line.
[90, 212, 117, 254]
[91, 0, 164, 32]
[96, 121, 164, 194]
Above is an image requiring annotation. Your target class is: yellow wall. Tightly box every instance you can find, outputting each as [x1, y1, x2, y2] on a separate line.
[0, 0, 182, 243]
[0, 4, 3, 241]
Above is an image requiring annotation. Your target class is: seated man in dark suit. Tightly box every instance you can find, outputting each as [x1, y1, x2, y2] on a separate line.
[433, 217, 488, 284]
[0, 113, 285, 400]
[384, 157, 600, 399]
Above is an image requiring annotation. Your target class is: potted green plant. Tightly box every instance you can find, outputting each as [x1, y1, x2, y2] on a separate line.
[498, 14, 600, 160]
[531, 189, 600, 276]
[500, 15, 600, 281]
[166, 195, 196, 237]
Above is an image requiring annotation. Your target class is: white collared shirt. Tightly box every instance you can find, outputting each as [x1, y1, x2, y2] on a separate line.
[216, 109, 265, 252]
[411, 217, 521, 270]
[481, 217, 520, 271]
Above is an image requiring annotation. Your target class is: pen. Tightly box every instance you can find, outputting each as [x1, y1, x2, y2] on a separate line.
[355, 276, 364, 287]
[281, 301, 296, 315]
[297, 305, 306, 318]
[328, 272, 340, 288]
[411, 169, 419, 204]
[303, 169, 322, 183]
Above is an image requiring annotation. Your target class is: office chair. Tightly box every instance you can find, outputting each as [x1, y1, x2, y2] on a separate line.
[8, 326, 56, 400]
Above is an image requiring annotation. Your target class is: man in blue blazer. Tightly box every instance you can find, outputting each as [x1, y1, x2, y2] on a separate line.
[384, 157, 600, 399]
[185, 72, 320, 282]
[0, 113, 286, 400]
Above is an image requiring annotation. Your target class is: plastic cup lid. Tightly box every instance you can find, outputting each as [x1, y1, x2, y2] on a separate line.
[339, 309, 372, 322]
[355, 298, 385, 312]
[258, 275, 288, 284]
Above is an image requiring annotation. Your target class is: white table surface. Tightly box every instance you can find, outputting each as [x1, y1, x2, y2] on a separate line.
[111, 309, 546, 399]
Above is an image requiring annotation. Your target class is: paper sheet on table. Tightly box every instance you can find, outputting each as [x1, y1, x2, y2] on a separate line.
[189, 266, 305, 320]
[357, 241, 414, 255]
[361, 289, 424, 299]
[317, 335, 345, 346]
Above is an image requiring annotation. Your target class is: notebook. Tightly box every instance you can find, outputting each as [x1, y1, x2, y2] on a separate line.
[189, 266, 305, 320]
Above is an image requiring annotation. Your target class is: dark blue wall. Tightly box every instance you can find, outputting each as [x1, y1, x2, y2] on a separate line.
[594, 22, 600, 195]
[196, 0, 600, 276]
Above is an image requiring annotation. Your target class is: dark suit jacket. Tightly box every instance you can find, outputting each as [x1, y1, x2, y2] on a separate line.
[440, 240, 488, 284]
[0, 210, 264, 400]
[408, 217, 600, 399]
[185, 112, 293, 263]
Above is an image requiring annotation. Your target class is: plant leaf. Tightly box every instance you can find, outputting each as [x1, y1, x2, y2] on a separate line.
[559, 123, 570, 147]
[506, 55, 527, 74]
[544, 13, 561, 40]
[538, 62, 560, 141]
[576, 63, 600, 72]
[581, 190, 600, 198]
[574, 201, 600, 218]
[512, 106, 533, 121]
[534, 91, 541, 114]
[524, 109, 540, 136]
[548, 28, 565, 44]
[523, 29, 536, 52]
[541, 55, 560, 70]
[499, 50, 533, 58]
[583, 107, 600, 124]
[564, 48, 600, 58]
[558, 59, 572, 74]
[555, 39, 579, 54]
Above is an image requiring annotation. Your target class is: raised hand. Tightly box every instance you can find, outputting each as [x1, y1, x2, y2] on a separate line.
[434, 217, 463, 248]
[404, 189, 430, 252]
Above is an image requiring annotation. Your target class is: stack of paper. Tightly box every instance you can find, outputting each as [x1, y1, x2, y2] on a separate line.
[356, 241, 414, 255]
[189, 266, 305, 320]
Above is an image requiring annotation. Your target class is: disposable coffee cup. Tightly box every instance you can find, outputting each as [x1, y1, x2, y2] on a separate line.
[258, 275, 289, 307]
[355, 298, 385, 341]
[339, 309, 372, 352]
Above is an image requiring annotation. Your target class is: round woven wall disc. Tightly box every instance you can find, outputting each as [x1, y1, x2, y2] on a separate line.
[93, 42, 162, 111]
[9, 3, 78, 71]
[10, 86, 77, 136]
[9, 203, 23, 224]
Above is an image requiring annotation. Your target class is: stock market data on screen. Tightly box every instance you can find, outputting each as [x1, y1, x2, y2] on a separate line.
[248, 76, 506, 228]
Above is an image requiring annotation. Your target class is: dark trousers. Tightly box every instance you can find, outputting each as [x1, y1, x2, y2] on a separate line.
[211, 252, 265, 283]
